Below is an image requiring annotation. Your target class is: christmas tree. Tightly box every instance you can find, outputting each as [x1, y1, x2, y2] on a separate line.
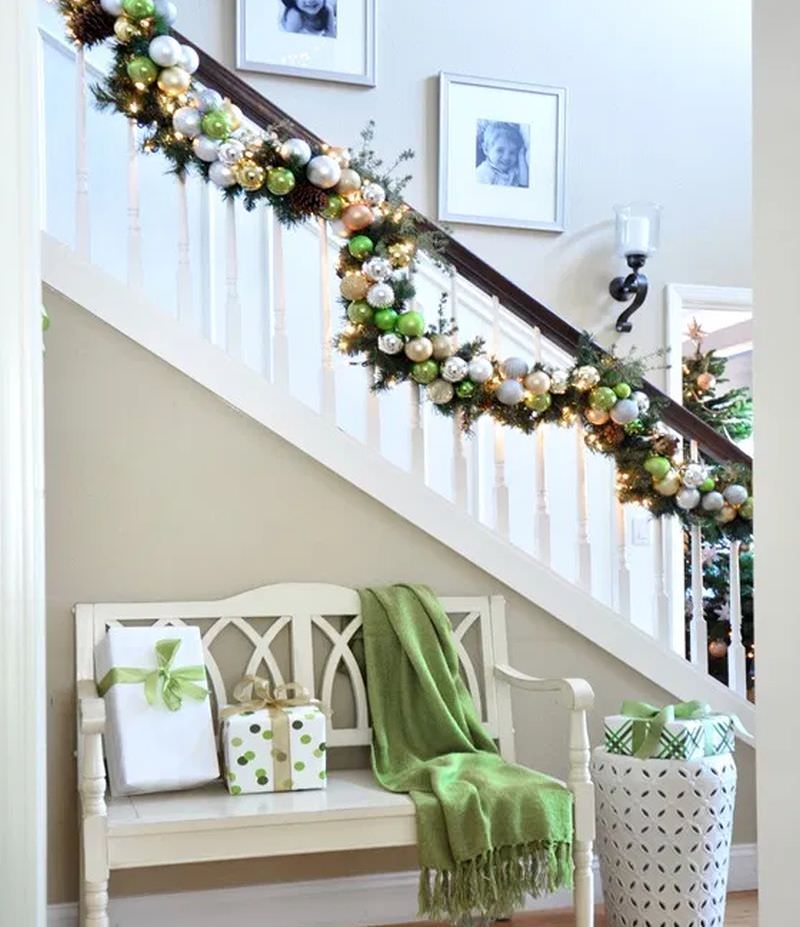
[682, 320, 754, 691]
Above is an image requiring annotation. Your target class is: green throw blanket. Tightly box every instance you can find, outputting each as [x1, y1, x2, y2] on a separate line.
[359, 584, 573, 923]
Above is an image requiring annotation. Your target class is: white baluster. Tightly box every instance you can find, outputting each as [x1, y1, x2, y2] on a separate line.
[126, 121, 143, 289]
[652, 518, 672, 646]
[175, 174, 193, 325]
[224, 198, 242, 359]
[198, 182, 215, 341]
[75, 46, 90, 258]
[727, 540, 747, 696]
[409, 381, 426, 478]
[318, 219, 336, 420]
[365, 365, 381, 451]
[491, 297, 509, 538]
[575, 422, 592, 590]
[259, 206, 274, 378]
[688, 440, 708, 668]
[614, 480, 632, 620]
[532, 326, 551, 563]
[272, 213, 290, 388]
[450, 276, 468, 510]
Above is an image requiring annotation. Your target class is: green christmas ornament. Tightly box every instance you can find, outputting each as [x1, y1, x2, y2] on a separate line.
[373, 308, 398, 331]
[321, 193, 345, 220]
[643, 456, 671, 480]
[201, 110, 232, 141]
[524, 392, 552, 413]
[624, 420, 644, 435]
[739, 497, 753, 519]
[456, 380, 476, 399]
[395, 311, 425, 338]
[614, 382, 632, 399]
[348, 235, 374, 260]
[411, 359, 439, 385]
[347, 300, 372, 324]
[588, 386, 617, 412]
[266, 167, 296, 196]
[126, 55, 158, 85]
[698, 477, 716, 492]
[122, 0, 155, 19]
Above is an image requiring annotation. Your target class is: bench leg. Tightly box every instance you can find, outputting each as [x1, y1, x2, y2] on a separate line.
[569, 709, 595, 927]
[83, 879, 109, 927]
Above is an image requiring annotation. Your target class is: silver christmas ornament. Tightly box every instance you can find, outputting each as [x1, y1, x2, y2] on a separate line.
[441, 356, 469, 383]
[192, 135, 219, 162]
[236, 128, 264, 151]
[377, 333, 404, 355]
[218, 139, 246, 166]
[500, 356, 529, 380]
[362, 182, 386, 206]
[682, 463, 708, 489]
[723, 484, 749, 506]
[208, 161, 236, 188]
[172, 106, 202, 138]
[306, 155, 342, 190]
[572, 365, 601, 390]
[178, 44, 199, 73]
[468, 356, 494, 384]
[609, 398, 639, 425]
[654, 471, 681, 497]
[362, 256, 393, 282]
[549, 369, 569, 394]
[632, 390, 650, 414]
[676, 487, 701, 510]
[100, 0, 123, 14]
[523, 370, 551, 395]
[148, 35, 181, 67]
[427, 379, 455, 405]
[279, 138, 312, 166]
[404, 337, 434, 362]
[366, 283, 394, 308]
[496, 380, 525, 406]
[197, 89, 223, 113]
[336, 168, 362, 194]
[701, 491, 725, 512]
[431, 334, 456, 360]
[155, 0, 178, 23]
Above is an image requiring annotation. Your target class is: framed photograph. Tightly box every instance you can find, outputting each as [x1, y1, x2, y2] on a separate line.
[438, 73, 567, 232]
[236, 0, 376, 87]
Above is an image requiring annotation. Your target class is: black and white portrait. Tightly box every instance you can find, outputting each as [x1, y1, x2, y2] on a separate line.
[475, 120, 530, 188]
[279, 0, 337, 38]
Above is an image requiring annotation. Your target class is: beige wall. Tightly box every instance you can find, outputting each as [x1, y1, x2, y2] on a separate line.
[44, 290, 756, 904]
[177, 0, 752, 378]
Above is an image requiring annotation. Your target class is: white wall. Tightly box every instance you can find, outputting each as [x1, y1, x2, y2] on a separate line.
[754, 0, 800, 918]
[178, 0, 752, 378]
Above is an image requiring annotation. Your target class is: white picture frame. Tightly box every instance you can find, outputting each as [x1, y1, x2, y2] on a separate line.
[438, 72, 567, 232]
[236, 0, 377, 87]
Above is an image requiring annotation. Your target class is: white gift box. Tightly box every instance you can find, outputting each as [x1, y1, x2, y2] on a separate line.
[95, 626, 219, 796]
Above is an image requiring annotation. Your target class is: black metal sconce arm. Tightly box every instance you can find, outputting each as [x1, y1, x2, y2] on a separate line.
[610, 253, 649, 333]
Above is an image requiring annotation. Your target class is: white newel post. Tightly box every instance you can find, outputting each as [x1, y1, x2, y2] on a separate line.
[0, 0, 46, 923]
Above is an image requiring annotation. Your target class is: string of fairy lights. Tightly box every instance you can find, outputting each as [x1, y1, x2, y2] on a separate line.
[57, 0, 753, 542]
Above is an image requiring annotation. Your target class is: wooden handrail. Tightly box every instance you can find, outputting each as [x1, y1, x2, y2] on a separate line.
[177, 32, 752, 468]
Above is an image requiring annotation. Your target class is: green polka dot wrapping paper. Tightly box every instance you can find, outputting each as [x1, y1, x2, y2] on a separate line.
[221, 705, 327, 794]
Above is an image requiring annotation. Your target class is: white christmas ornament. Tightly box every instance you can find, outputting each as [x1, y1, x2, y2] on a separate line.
[496, 380, 525, 406]
[682, 463, 708, 488]
[441, 356, 469, 383]
[431, 334, 456, 360]
[723, 484, 748, 506]
[701, 491, 725, 512]
[155, 0, 178, 24]
[427, 380, 455, 405]
[609, 398, 639, 425]
[676, 487, 701, 510]
[362, 182, 386, 206]
[100, 0, 123, 15]
[178, 45, 199, 73]
[631, 390, 650, 414]
[501, 357, 528, 380]
[208, 161, 236, 188]
[218, 139, 246, 166]
[280, 138, 312, 166]
[197, 89, 223, 113]
[192, 135, 219, 162]
[366, 283, 394, 308]
[172, 106, 202, 138]
[306, 155, 341, 189]
[549, 369, 569, 394]
[148, 35, 181, 67]
[362, 256, 393, 282]
[524, 370, 551, 395]
[468, 356, 494, 384]
[377, 333, 404, 355]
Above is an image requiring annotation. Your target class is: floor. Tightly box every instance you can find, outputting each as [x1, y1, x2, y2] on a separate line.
[382, 891, 758, 926]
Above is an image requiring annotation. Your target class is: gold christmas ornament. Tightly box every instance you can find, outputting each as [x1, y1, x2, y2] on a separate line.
[339, 273, 369, 301]
[696, 372, 716, 392]
[708, 639, 729, 659]
[388, 241, 415, 267]
[233, 158, 266, 191]
[336, 168, 362, 195]
[221, 99, 243, 131]
[114, 16, 140, 41]
[431, 334, 456, 360]
[585, 408, 610, 426]
[341, 203, 374, 231]
[157, 65, 191, 96]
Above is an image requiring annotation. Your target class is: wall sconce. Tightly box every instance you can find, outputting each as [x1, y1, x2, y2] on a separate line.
[609, 202, 662, 333]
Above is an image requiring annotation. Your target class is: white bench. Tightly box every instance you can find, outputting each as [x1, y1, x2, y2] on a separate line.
[75, 583, 596, 926]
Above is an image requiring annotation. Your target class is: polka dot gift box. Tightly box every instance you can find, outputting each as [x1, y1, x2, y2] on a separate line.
[220, 678, 327, 795]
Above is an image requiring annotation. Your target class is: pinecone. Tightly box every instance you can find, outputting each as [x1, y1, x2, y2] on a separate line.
[287, 183, 330, 218]
[601, 422, 626, 447]
[69, 3, 115, 48]
[652, 433, 680, 457]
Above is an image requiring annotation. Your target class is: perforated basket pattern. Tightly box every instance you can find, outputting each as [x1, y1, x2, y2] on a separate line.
[592, 747, 737, 927]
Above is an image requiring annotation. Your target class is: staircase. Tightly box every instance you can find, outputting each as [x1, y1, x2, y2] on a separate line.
[37, 0, 755, 736]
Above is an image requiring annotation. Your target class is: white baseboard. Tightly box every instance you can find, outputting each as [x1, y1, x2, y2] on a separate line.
[47, 843, 757, 927]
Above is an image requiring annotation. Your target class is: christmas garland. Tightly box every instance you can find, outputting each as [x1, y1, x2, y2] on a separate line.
[59, 0, 753, 541]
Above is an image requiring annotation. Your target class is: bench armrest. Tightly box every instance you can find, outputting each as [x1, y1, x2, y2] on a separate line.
[78, 679, 106, 735]
[494, 663, 595, 712]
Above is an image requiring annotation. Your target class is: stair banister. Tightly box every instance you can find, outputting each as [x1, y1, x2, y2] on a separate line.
[175, 30, 751, 469]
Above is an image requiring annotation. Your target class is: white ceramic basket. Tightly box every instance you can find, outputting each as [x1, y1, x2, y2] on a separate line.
[592, 747, 737, 927]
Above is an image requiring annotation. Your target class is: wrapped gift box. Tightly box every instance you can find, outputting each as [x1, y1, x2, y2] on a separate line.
[221, 704, 327, 795]
[95, 627, 219, 796]
[604, 710, 736, 761]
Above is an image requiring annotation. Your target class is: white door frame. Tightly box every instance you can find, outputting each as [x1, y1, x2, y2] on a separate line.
[0, 0, 47, 923]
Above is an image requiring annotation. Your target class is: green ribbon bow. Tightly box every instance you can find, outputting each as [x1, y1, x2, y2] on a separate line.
[97, 638, 209, 712]
[620, 699, 749, 759]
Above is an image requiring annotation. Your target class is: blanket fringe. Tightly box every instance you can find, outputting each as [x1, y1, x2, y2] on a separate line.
[418, 841, 572, 925]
